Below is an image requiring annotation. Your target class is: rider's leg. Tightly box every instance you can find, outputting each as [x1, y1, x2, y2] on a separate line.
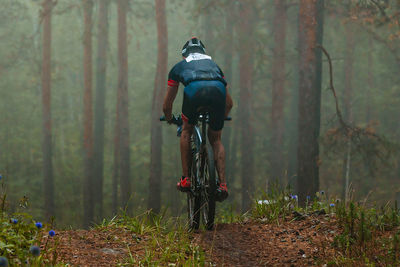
[207, 128, 226, 184]
[180, 120, 194, 178]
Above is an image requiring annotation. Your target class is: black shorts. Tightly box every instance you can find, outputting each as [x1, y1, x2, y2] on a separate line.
[182, 80, 226, 131]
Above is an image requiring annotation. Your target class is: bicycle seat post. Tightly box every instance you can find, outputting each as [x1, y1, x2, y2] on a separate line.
[198, 115, 207, 146]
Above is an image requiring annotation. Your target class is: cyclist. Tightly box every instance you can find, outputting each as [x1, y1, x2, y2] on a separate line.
[162, 37, 233, 202]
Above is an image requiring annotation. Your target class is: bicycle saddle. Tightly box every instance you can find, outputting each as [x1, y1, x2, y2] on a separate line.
[196, 106, 211, 114]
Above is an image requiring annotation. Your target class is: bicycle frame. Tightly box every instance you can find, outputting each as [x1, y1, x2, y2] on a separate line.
[161, 113, 230, 230]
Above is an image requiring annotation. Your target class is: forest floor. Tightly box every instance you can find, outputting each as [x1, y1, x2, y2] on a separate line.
[50, 212, 339, 266]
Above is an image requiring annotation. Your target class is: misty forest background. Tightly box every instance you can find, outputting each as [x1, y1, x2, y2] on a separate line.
[1, 0, 400, 228]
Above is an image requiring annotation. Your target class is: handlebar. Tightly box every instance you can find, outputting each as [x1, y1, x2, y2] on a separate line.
[160, 115, 232, 124]
[161, 114, 232, 137]
[160, 115, 183, 126]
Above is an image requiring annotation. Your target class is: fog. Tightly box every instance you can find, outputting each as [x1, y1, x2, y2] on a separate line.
[1, 0, 399, 227]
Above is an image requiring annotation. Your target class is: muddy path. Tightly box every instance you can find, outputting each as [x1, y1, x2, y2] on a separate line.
[50, 214, 338, 266]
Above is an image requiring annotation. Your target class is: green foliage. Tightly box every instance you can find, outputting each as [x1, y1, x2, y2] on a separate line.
[251, 190, 400, 265]
[332, 201, 400, 265]
[97, 211, 206, 266]
[215, 203, 244, 224]
[0, 181, 67, 267]
[251, 189, 295, 224]
[0, 208, 48, 265]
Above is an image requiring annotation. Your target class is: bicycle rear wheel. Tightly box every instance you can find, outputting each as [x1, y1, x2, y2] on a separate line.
[202, 145, 217, 230]
[187, 140, 201, 230]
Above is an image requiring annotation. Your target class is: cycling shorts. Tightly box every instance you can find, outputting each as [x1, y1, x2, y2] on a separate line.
[182, 80, 226, 131]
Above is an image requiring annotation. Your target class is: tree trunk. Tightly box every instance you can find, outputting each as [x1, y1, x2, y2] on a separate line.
[148, 0, 167, 213]
[287, 5, 301, 192]
[93, 0, 109, 220]
[41, 0, 55, 219]
[366, 37, 373, 123]
[112, 112, 120, 214]
[269, 0, 287, 191]
[117, 0, 131, 208]
[222, 5, 234, 180]
[238, 1, 254, 212]
[82, 0, 94, 228]
[202, 3, 215, 56]
[297, 0, 324, 204]
[341, 24, 355, 202]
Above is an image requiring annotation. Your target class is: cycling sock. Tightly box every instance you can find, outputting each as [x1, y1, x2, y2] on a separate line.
[218, 183, 228, 191]
[177, 176, 191, 191]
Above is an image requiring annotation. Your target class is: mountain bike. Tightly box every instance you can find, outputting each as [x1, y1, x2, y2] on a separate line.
[161, 112, 230, 230]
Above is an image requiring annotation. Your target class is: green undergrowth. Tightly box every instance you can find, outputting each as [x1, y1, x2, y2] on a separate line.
[329, 201, 400, 266]
[0, 191, 64, 266]
[97, 211, 206, 266]
[251, 188, 400, 266]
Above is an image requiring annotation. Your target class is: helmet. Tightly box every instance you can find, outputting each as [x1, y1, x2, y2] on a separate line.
[181, 37, 206, 57]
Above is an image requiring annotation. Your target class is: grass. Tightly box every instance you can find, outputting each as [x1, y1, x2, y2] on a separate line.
[95, 210, 206, 266]
[251, 188, 400, 266]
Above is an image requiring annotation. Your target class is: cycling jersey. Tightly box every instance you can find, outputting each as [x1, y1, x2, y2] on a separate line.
[168, 53, 227, 131]
[167, 53, 227, 87]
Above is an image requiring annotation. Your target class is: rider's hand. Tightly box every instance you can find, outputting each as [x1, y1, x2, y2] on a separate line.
[165, 114, 173, 124]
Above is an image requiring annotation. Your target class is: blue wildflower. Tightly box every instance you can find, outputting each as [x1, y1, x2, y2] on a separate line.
[35, 222, 43, 229]
[306, 196, 311, 200]
[330, 203, 335, 207]
[0, 256, 8, 267]
[292, 195, 298, 200]
[49, 230, 55, 237]
[11, 218, 18, 224]
[29, 246, 40, 256]
[0, 174, 2, 180]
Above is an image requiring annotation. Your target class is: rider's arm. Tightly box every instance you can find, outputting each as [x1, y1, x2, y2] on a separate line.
[163, 84, 179, 121]
[225, 85, 233, 117]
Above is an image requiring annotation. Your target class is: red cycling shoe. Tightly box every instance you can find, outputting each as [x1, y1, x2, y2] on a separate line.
[177, 176, 191, 192]
[216, 183, 228, 202]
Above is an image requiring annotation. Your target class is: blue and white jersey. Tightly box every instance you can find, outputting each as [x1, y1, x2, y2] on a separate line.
[167, 53, 227, 87]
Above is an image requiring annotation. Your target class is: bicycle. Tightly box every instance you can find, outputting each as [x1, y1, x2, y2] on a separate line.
[161, 112, 230, 230]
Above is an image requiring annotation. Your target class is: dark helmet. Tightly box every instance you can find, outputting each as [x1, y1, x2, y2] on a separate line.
[181, 37, 206, 57]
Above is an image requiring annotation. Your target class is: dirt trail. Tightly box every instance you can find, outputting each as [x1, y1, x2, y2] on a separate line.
[196, 215, 338, 266]
[45, 227, 147, 266]
[51, 214, 338, 266]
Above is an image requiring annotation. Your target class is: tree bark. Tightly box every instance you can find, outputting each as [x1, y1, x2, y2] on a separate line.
[117, 0, 131, 209]
[341, 23, 355, 201]
[41, 0, 55, 219]
[202, 2, 215, 56]
[269, 0, 287, 191]
[238, 1, 254, 212]
[148, 0, 168, 213]
[366, 37, 373, 123]
[82, 0, 94, 228]
[112, 111, 120, 214]
[93, 0, 109, 220]
[222, 5, 234, 180]
[297, 0, 324, 204]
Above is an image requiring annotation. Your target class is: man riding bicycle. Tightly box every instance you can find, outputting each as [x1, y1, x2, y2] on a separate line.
[162, 37, 233, 202]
